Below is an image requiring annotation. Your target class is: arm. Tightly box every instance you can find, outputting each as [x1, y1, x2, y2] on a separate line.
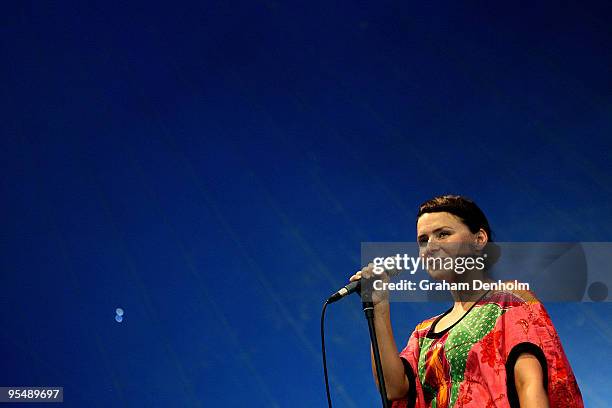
[369, 301, 410, 400]
[350, 265, 410, 401]
[514, 352, 549, 408]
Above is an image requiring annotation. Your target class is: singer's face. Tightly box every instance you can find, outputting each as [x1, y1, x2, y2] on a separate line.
[416, 212, 483, 281]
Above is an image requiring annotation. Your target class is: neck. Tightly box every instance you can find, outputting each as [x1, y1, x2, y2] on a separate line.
[448, 269, 493, 310]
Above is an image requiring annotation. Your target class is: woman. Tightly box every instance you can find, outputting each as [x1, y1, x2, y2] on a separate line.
[349, 195, 583, 407]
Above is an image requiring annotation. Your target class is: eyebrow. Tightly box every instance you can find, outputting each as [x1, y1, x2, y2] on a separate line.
[417, 226, 453, 241]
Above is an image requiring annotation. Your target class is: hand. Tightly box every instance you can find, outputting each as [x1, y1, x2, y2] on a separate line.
[349, 262, 391, 307]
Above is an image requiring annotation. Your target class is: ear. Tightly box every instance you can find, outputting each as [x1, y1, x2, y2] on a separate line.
[473, 229, 489, 251]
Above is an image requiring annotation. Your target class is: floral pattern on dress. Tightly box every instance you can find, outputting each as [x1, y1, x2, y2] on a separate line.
[392, 289, 583, 408]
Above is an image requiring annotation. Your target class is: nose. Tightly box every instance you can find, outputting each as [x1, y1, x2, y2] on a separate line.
[420, 238, 441, 257]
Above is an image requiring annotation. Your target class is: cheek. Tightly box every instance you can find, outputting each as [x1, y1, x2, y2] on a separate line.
[438, 244, 457, 257]
[443, 234, 474, 254]
[449, 231, 472, 242]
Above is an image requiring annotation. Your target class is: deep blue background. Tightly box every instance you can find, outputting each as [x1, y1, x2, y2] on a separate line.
[2, 1, 611, 406]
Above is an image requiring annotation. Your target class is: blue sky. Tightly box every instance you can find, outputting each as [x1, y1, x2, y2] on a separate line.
[1, 1, 611, 406]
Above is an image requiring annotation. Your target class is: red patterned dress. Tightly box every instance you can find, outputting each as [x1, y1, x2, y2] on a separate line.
[392, 289, 583, 408]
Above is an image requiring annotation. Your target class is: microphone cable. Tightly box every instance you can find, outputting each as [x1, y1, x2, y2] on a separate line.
[321, 300, 333, 408]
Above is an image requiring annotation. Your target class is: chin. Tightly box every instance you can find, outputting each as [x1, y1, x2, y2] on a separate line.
[427, 268, 457, 282]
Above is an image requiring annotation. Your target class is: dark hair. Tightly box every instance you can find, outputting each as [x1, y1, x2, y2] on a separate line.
[417, 195, 500, 265]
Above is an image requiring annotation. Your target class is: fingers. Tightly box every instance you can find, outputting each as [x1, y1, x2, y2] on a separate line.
[361, 263, 373, 279]
[349, 263, 377, 282]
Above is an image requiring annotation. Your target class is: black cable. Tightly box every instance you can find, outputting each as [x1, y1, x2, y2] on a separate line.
[321, 300, 333, 408]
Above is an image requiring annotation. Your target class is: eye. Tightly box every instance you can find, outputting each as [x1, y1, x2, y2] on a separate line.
[438, 231, 451, 239]
[417, 237, 428, 247]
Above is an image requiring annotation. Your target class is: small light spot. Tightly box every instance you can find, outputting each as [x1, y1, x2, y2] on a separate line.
[588, 282, 608, 302]
[116, 307, 124, 316]
[115, 314, 123, 323]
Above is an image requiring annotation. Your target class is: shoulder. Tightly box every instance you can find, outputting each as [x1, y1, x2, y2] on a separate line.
[480, 281, 542, 309]
[479, 285, 560, 346]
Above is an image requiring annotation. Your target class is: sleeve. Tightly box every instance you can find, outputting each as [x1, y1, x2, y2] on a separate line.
[391, 329, 426, 408]
[500, 300, 584, 408]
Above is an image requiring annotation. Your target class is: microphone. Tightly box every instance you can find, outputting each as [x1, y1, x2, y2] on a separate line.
[326, 267, 401, 304]
[326, 280, 361, 304]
